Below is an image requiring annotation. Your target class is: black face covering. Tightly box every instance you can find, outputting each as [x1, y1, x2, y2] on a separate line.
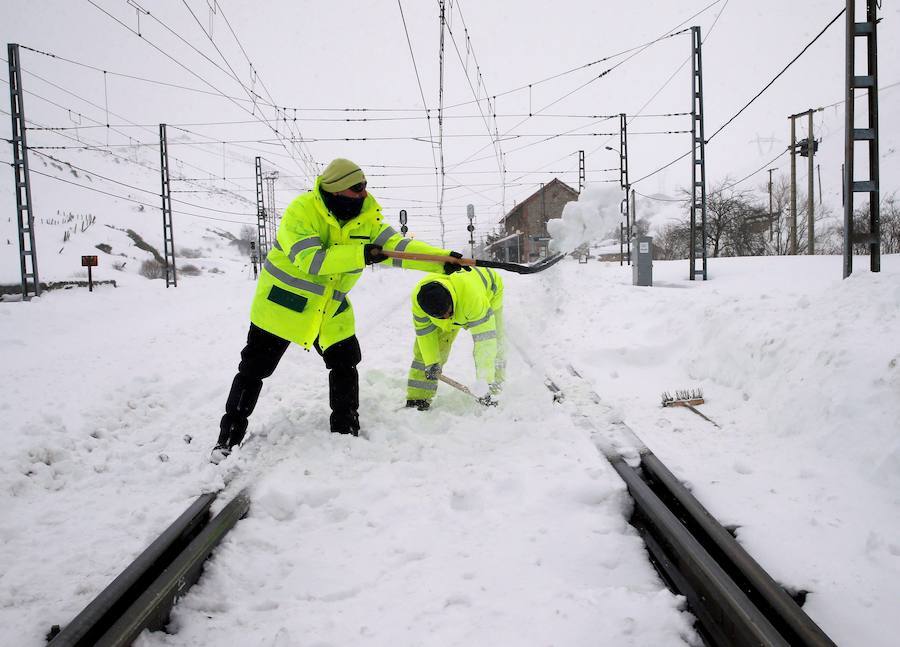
[320, 187, 365, 221]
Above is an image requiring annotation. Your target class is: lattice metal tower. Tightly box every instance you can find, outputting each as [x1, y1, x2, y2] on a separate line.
[689, 26, 709, 281]
[255, 157, 268, 258]
[8, 44, 40, 298]
[159, 124, 177, 287]
[578, 150, 585, 193]
[265, 171, 278, 247]
[618, 113, 631, 265]
[843, 0, 881, 277]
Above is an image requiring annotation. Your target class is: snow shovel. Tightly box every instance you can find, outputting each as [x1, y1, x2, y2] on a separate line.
[381, 250, 565, 274]
[439, 374, 498, 407]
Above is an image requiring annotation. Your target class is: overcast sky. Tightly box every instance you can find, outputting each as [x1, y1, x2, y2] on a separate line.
[2, 0, 898, 249]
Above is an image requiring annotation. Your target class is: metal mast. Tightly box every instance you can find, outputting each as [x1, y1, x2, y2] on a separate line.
[265, 170, 278, 246]
[618, 113, 630, 265]
[689, 26, 709, 280]
[159, 124, 177, 287]
[578, 149, 585, 193]
[255, 156, 268, 258]
[843, 0, 880, 277]
[8, 44, 40, 298]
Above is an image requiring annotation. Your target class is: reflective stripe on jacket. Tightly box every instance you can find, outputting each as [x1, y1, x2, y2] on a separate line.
[410, 267, 504, 383]
[250, 177, 449, 350]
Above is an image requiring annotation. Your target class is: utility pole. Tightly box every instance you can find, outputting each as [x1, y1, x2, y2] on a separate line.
[620, 113, 631, 265]
[8, 43, 40, 298]
[807, 110, 815, 254]
[689, 26, 708, 280]
[467, 204, 476, 258]
[264, 170, 278, 247]
[767, 168, 777, 243]
[789, 116, 797, 254]
[577, 149, 585, 193]
[817, 163, 823, 205]
[843, 0, 881, 277]
[254, 156, 268, 258]
[789, 108, 821, 254]
[631, 189, 636, 235]
[159, 124, 177, 287]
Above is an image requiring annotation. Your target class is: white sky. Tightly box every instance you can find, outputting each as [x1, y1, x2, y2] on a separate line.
[1, 0, 898, 249]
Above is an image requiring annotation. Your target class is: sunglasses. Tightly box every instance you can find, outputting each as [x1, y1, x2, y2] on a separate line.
[348, 181, 367, 193]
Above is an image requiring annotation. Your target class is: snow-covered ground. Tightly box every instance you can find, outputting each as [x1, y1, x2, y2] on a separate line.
[1, 250, 898, 646]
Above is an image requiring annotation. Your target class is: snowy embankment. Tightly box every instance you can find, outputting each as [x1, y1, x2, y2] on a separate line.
[0, 254, 898, 646]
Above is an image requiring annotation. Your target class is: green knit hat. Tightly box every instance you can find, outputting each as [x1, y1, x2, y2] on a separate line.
[319, 158, 366, 193]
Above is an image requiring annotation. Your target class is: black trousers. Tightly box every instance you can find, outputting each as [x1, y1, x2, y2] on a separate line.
[217, 324, 361, 447]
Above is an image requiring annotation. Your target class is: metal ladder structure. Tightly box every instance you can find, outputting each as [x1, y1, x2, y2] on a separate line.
[618, 113, 631, 265]
[690, 26, 709, 281]
[577, 149, 585, 193]
[265, 170, 278, 246]
[843, 0, 881, 278]
[255, 157, 268, 258]
[158, 124, 177, 287]
[8, 43, 41, 299]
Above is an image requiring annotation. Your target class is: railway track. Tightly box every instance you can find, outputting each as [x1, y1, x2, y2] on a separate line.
[46, 488, 250, 647]
[553, 365, 837, 647]
[44, 365, 836, 646]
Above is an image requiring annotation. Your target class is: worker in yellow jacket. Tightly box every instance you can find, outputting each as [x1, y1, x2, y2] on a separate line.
[212, 158, 463, 462]
[405, 266, 505, 410]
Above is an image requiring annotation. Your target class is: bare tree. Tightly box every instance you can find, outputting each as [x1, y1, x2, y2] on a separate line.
[833, 192, 900, 255]
[654, 220, 691, 260]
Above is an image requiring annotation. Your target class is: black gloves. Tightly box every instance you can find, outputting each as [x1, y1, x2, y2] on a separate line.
[364, 244, 389, 265]
[444, 251, 472, 274]
[477, 393, 499, 407]
[477, 383, 501, 406]
[424, 364, 442, 380]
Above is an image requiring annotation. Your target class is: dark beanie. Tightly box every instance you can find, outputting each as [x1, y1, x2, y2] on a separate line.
[417, 282, 453, 318]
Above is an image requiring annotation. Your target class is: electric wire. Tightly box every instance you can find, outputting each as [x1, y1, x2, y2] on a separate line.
[85, 0, 317, 179]
[706, 7, 845, 143]
[444, 0, 506, 215]
[445, 1, 720, 180]
[633, 7, 846, 187]
[19, 165, 255, 224]
[6, 60, 248, 188]
[177, 0, 318, 176]
[397, 0, 441, 234]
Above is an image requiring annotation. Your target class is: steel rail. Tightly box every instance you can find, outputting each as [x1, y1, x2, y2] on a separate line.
[546, 369, 837, 646]
[47, 489, 250, 647]
[47, 492, 217, 647]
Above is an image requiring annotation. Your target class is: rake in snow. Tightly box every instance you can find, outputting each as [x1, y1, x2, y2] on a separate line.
[661, 388, 720, 428]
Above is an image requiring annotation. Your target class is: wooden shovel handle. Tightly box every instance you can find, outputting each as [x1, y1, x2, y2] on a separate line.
[439, 374, 476, 397]
[381, 249, 476, 266]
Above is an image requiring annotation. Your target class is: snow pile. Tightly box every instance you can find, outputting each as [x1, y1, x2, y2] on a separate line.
[546, 184, 625, 253]
[1, 254, 899, 646]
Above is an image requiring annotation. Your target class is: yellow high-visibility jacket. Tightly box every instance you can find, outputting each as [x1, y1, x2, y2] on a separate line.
[410, 267, 504, 383]
[250, 178, 449, 350]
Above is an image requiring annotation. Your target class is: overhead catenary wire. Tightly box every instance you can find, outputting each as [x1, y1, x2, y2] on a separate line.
[16, 164, 255, 225]
[29, 149, 258, 216]
[85, 0, 318, 180]
[633, 6, 847, 187]
[177, 0, 318, 177]
[447, 0, 724, 190]
[439, 0, 726, 112]
[705, 7, 846, 143]
[586, 0, 730, 159]
[1, 59, 252, 190]
[2, 89, 255, 207]
[397, 0, 442, 236]
[443, 0, 506, 217]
